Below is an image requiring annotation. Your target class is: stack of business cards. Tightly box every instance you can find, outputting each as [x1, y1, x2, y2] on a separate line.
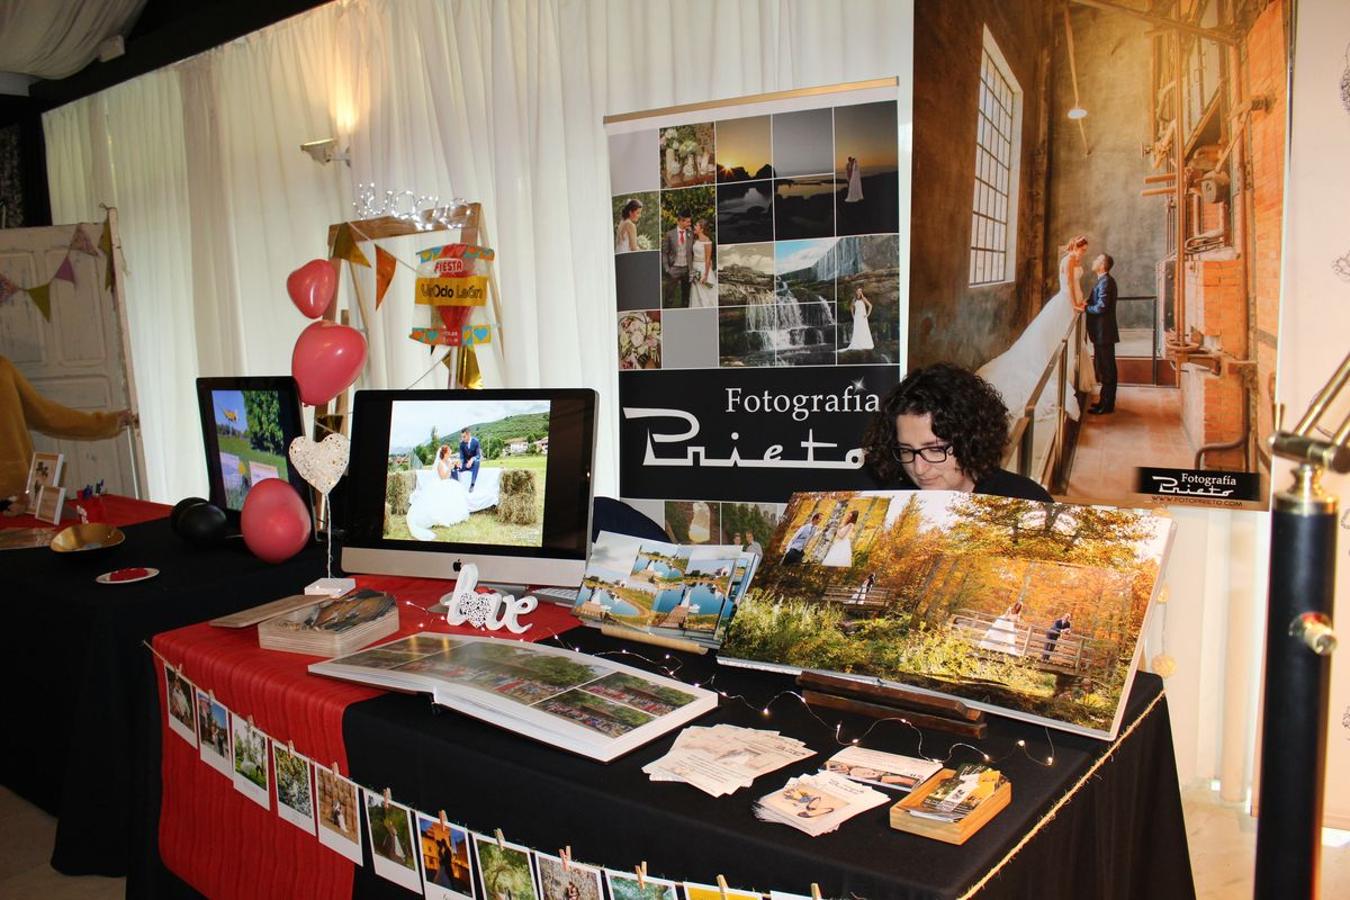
[907, 764, 1008, 822]
[643, 724, 814, 797]
[821, 746, 942, 792]
[754, 771, 889, 837]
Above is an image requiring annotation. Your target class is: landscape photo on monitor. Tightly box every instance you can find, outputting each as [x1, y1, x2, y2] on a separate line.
[211, 389, 290, 510]
[383, 399, 551, 546]
[720, 490, 1173, 739]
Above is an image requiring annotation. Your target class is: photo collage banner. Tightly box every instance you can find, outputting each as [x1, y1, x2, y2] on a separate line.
[609, 0, 1294, 533]
[160, 657, 821, 900]
[606, 80, 908, 538]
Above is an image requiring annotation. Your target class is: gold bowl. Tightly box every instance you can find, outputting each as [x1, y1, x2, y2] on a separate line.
[50, 523, 126, 553]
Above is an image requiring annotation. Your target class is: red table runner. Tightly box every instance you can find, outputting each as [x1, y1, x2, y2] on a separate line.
[2, 493, 170, 531]
[153, 575, 579, 900]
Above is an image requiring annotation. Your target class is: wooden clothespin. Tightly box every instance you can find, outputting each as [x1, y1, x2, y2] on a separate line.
[383, 787, 392, 807]
[247, 714, 255, 730]
[287, 740, 295, 755]
[559, 846, 571, 872]
[495, 828, 506, 849]
[208, 688, 216, 701]
[716, 875, 730, 900]
[636, 862, 647, 889]
[810, 884, 822, 900]
[439, 810, 449, 828]
[331, 761, 341, 776]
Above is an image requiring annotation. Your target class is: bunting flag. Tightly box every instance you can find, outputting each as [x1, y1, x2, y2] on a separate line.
[330, 223, 371, 268]
[374, 246, 396, 309]
[69, 225, 98, 257]
[53, 256, 75, 284]
[27, 283, 52, 321]
[98, 219, 115, 290]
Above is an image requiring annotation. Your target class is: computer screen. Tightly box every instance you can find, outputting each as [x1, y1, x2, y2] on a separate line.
[195, 377, 311, 520]
[343, 389, 597, 586]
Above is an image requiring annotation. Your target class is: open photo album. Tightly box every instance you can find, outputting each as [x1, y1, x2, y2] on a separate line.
[308, 634, 716, 761]
[571, 531, 760, 647]
[719, 490, 1174, 740]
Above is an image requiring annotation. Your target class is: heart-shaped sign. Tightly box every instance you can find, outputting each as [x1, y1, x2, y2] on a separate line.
[288, 433, 350, 495]
[287, 259, 337, 318]
[291, 320, 367, 406]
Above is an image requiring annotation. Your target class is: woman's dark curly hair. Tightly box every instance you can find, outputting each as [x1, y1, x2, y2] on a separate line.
[863, 362, 1011, 485]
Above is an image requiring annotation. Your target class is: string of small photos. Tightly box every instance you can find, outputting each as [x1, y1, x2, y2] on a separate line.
[143, 632, 822, 900]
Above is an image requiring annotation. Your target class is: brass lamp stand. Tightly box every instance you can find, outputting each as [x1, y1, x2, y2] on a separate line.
[1255, 353, 1347, 899]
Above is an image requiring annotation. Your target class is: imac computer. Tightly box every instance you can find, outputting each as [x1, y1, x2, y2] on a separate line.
[341, 388, 597, 586]
[195, 376, 312, 525]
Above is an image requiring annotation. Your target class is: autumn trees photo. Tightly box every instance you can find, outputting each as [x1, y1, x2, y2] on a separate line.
[721, 491, 1171, 738]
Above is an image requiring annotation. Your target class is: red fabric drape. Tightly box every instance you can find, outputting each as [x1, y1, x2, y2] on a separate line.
[153, 575, 579, 899]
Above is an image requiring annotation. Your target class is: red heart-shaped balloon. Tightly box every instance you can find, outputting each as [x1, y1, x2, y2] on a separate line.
[291, 320, 367, 406]
[286, 259, 337, 319]
[240, 479, 312, 563]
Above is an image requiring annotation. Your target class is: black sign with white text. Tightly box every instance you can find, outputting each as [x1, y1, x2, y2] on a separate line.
[618, 367, 898, 503]
[1134, 467, 1262, 502]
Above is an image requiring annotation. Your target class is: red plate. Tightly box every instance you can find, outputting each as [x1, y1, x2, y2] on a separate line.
[96, 567, 160, 585]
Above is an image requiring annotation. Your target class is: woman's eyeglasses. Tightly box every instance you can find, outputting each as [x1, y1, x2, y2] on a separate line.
[892, 444, 954, 464]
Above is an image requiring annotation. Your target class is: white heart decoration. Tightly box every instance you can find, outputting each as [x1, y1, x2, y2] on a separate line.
[288, 433, 350, 495]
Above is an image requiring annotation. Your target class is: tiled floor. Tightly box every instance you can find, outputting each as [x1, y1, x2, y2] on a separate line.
[1066, 384, 1196, 500]
[3, 783, 1348, 898]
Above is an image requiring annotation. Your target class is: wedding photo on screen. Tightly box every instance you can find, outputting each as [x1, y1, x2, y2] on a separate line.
[383, 398, 552, 547]
[209, 387, 293, 511]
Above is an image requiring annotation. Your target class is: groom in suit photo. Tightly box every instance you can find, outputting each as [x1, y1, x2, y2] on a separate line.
[451, 426, 482, 491]
[1086, 253, 1119, 414]
[661, 212, 693, 308]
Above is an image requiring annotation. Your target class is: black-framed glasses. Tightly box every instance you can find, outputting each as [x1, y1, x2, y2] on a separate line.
[892, 444, 954, 464]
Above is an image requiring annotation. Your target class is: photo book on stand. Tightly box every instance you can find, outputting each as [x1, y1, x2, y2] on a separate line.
[719, 489, 1173, 740]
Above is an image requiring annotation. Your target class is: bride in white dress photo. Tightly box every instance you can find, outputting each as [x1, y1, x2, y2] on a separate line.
[404, 444, 502, 541]
[977, 600, 1025, 656]
[615, 198, 643, 253]
[843, 287, 874, 352]
[976, 235, 1089, 423]
[821, 510, 859, 567]
[689, 220, 717, 308]
[844, 156, 864, 203]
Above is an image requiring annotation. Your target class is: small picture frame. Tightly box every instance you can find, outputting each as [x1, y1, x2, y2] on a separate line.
[34, 485, 66, 524]
[23, 452, 64, 514]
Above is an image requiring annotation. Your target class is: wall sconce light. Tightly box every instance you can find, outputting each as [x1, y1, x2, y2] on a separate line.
[300, 138, 351, 167]
[1067, 106, 1088, 120]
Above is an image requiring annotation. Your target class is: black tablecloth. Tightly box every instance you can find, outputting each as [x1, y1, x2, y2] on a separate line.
[340, 630, 1193, 900]
[1, 518, 324, 876]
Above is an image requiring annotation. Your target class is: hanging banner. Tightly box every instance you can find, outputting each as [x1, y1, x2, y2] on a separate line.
[906, 0, 1289, 510]
[413, 243, 494, 307]
[606, 76, 909, 535]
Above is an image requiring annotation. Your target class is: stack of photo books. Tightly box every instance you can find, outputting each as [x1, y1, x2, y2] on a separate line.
[257, 589, 399, 656]
[889, 764, 1011, 844]
[571, 531, 760, 649]
[642, 724, 814, 796]
[821, 746, 942, 793]
[309, 633, 717, 762]
[753, 771, 889, 837]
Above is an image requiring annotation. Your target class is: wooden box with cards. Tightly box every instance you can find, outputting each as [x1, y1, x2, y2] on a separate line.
[888, 767, 1011, 845]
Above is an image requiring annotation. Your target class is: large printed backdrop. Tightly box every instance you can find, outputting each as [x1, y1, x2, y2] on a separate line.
[607, 81, 906, 527]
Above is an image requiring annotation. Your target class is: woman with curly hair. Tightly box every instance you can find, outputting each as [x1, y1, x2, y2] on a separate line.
[863, 363, 1052, 501]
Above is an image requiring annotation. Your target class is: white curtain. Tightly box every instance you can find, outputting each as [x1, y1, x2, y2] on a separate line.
[0, 0, 146, 79]
[43, 0, 914, 504]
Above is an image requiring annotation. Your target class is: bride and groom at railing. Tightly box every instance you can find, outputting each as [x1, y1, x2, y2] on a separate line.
[405, 427, 502, 540]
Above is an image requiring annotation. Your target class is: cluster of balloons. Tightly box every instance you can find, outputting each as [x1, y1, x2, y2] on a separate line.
[230, 259, 363, 564]
[286, 259, 367, 406]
